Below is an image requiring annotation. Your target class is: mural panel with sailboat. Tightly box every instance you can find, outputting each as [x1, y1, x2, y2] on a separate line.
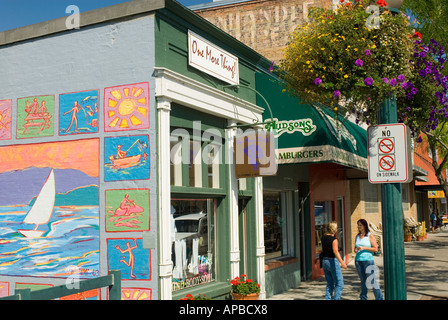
[0, 139, 99, 278]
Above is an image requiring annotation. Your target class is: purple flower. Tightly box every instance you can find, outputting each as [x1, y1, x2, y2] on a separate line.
[418, 70, 426, 77]
[365, 49, 371, 56]
[382, 78, 389, 84]
[355, 59, 363, 67]
[417, 136, 423, 143]
[411, 87, 418, 95]
[364, 77, 373, 86]
[425, 67, 432, 74]
[334, 90, 341, 98]
[390, 78, 397, 87]
[314, 78, 322, 86]
[397, 75, 405, 82]
[420, 51, 426, 58]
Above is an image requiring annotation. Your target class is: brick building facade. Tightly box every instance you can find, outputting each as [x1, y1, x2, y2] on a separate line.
[194, 0, 333, 62]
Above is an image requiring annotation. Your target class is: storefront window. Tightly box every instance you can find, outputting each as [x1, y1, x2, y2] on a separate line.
[170, 127, 221, 189]
[364, 181, 379, 214]
[171, 199, 215, 291]
[314, 201, 332, 254]
[264, 192, 286, 260]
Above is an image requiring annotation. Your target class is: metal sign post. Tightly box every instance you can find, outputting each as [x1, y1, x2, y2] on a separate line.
[376, 96, 407, 300]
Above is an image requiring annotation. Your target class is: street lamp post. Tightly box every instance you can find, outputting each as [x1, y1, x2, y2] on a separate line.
[378, 96, 407, 300]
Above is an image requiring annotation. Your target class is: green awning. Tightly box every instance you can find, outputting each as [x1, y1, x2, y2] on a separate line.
[256, 73, 367, 171]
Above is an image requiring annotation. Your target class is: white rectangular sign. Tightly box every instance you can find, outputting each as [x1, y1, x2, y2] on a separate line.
[367, 123, 413, 184]
[188, 30, 239, 85]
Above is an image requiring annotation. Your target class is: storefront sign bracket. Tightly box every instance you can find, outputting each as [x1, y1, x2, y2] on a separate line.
[223, 84, 275, 129]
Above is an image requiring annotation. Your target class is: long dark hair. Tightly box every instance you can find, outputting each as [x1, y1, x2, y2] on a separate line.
[357, 219, 370, 236]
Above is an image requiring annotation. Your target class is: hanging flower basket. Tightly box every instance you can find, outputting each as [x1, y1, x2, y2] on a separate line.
[278, 0, 448, 139]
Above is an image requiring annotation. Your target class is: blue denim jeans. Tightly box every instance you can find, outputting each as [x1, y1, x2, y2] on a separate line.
[322, 258, 344, 300]
[355, 260, 384, 300]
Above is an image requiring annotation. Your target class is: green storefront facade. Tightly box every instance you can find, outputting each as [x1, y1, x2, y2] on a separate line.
[257, 73, 368, 294]
[0, 0, 274, 300]
[0, 0, 369, 300]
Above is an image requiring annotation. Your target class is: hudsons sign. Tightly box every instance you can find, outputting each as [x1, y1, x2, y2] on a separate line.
[265, 118, 317, 137]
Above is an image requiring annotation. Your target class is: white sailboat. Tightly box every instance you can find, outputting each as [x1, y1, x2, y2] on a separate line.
[18, 169, 55, 238]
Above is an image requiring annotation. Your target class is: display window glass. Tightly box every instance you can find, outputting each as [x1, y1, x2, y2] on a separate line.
[171, 198, 216, 291]
[314, 201, 333, 254]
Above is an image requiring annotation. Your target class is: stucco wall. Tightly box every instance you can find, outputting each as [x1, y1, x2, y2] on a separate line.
[0, 15, 157, 300]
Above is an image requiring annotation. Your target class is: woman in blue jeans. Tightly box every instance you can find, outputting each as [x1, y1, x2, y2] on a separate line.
[354, 219, 383, 300]
[321, 221, 347, 300]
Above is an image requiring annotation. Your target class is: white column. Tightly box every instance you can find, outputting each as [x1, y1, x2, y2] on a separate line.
[157, 97, 173, 300]
[254, 176, 266, 299]
[226, 120, 240, 279]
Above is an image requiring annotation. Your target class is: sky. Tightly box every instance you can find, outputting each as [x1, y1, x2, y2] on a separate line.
[0, 0, 212, 32]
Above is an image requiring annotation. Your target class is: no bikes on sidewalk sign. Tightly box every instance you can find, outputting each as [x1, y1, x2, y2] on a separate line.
[367, 123, 413, 184]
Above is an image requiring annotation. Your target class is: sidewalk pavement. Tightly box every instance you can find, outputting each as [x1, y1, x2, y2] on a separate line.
[267, 228, 448, 300]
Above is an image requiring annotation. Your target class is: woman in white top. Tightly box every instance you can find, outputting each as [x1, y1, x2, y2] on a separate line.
[354, 219, 383, 300]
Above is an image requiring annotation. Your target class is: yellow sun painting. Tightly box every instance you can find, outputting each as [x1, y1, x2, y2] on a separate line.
[104, 82, 149, 132]
[121, 288, 152, 300]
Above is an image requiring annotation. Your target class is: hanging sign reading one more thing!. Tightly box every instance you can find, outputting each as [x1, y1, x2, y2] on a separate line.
[188, 30, 239, 85]
[367, 123, 413, 184]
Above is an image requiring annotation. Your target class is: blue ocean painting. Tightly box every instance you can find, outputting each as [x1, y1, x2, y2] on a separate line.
[0, 167, 99, 279]
[104, 135, 150, 181]
[107, 238, 150, 280]
[59, 90, 99, 135]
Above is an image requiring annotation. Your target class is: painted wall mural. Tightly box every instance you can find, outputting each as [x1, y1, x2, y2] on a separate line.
[105, 189, 150, 232]
[1, 81, 153, 298]
[121, 288, 152, 300]
[0, 139, 100, 278]
[107, 238, 151, 280]
[0, 99, 12, 140]
[104, 134, 150, 181]
[59, 90, 99, 135]
[17, 95, 54, 139]
[104, 82, 149, 132]
[0, 282, 8, 297]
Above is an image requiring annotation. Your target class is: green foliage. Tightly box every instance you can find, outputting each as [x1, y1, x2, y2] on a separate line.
[230, 274, 261, 295]
[279, 0, 414, 125]
[278, 0, 448, 140]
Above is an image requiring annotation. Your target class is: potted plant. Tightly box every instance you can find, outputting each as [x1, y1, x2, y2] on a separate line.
[415, 225, 425, 241]
[404, 226, 413, 242]
[230, 274, 260, 300]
